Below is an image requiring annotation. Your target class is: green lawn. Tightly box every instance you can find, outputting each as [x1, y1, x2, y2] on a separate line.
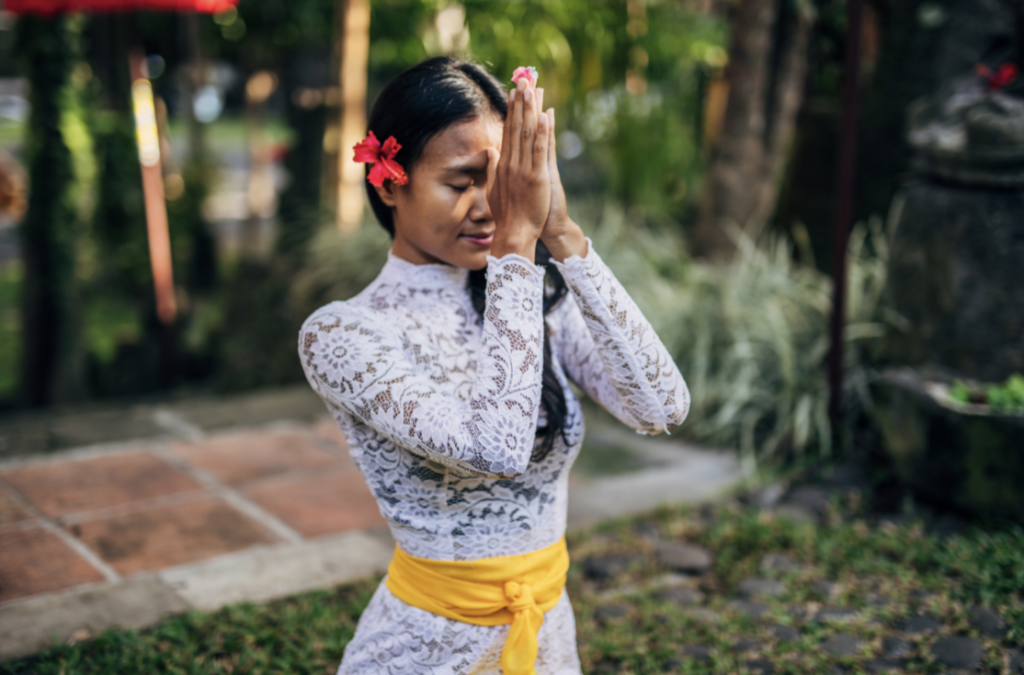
[6, 490, 1022, 675]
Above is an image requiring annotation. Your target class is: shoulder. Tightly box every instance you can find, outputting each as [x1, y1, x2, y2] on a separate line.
[298, 299, 403, 359]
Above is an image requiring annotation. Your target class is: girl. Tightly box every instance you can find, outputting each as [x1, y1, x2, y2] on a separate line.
[298, 55, 690, 675]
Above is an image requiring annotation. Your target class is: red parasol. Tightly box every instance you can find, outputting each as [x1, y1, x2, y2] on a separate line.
[6, 0, 235, 13]
[7, 0, 238, 325]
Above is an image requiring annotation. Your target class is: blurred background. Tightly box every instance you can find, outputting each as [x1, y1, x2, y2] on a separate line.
[0, 0, 1021, 477]
[2, 0, 1024, 665]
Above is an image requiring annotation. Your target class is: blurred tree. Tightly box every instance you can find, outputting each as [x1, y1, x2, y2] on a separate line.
[14, 14, 87, 405]
[323, 0, 370, 231]
[691, 0, 816, 260]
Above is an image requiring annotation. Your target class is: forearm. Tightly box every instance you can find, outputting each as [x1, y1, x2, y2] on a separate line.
[542, 220, 588, 263]
[552, 238, 690, 434]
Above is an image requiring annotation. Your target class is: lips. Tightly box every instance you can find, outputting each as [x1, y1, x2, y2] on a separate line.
[460, 232, 494, 246]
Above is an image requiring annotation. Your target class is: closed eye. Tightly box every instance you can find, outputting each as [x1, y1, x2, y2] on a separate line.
[449, 183, 472, 192]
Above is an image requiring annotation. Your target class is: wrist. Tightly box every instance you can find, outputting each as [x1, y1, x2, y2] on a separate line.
[490, 232, 538, 263]
[542, 222, 587, 262]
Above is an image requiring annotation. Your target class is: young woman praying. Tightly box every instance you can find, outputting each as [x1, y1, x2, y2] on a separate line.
[297, 55, 690, 675]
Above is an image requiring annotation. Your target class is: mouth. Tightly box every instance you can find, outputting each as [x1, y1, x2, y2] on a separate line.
[459, 232, 494, 247]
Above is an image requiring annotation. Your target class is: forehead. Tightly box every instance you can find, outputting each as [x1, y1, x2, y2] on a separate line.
[418, 116, 503, 171]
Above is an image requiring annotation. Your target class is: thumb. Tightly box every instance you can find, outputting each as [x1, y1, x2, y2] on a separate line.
[485, 146, 500, 199]
[547, 109, 561, 184]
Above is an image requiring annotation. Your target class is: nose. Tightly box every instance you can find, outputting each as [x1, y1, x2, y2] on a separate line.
[468, 180, 493, 223]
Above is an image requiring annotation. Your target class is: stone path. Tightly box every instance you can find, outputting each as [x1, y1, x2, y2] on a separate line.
[0, 387, 745, 658]
[571, 479, 1023, 675]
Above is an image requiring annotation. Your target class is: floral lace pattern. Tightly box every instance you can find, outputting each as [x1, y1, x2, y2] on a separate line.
[298, 237, 689, 674]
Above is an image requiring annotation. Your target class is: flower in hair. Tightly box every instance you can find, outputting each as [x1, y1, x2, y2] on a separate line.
[353, 130, 409, 187]
[511, 66, 538, 90]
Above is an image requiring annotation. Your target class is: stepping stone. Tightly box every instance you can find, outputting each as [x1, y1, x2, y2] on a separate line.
[930, 635, 983, 671]
[681, 644, 714, 661]
[866, 593, 893, 608]
[813, 607, 862, 624]
[633, 521, 660, 540]
[681, 608, 722, 624]
[733, 636, 762, 652]
[773, 503, 819, 525]
[864, 659, 903, 674]
[967, 605, 1007, 638]
[598, 583, 640, 600]
[655, 542, 712, 574]
[811, 579, 841, 599]
[592, 660, 618, 674]
[765, 623, 800, 642]
[744, 659, 775, 674]
[786, 603, 816, 621]
[826, 668, 848, 675]
[750, 481, 786, 508]
[761, 552, 803, 574]
[1007, 648, 1024, 673]
[908, 588, 937, 602]
[818, 633, 863, 657]
[724, 599, 770, 619]
[896, 613, 943, 635]
[584, 555, 634, 581]
[737, 577, 787, 600]
[881, 637, 913, 659]
[594, 603, 630, 623]
[698, 503, 719, 523]
[784, 485, 832, 514]
[653, 586, 703, 607]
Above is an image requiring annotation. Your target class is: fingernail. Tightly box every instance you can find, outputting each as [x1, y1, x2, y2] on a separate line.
[524, 88, 532, 102]
[509, 89, 515, 102]
[517, 79, 526, 91]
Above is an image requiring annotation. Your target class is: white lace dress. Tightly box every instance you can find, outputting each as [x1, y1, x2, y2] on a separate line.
[297, 236, 690, 675]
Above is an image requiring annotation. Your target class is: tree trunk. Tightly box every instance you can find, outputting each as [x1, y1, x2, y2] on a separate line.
[15, 15, 83, 406]
[692, 0, 815, 260]
[322, 0, 370, 232]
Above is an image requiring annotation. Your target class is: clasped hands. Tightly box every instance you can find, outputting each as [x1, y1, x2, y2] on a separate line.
[485, 79, 587, 264]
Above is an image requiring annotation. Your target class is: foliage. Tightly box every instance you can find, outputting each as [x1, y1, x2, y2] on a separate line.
[0, 262, 22, 403]
[950, 374, 1024, 415]
[363, 0, 727, 215]
[571, 201, 891, 467]
[9, 498, 1023, 674]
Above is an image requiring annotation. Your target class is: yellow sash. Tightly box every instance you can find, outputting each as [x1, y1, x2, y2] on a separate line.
[385, 536, 570, 675]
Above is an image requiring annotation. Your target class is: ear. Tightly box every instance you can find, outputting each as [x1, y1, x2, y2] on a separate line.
[373, 178, 402, 208]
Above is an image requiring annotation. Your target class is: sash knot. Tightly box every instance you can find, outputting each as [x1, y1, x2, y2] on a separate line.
[504, 581, 536, 614]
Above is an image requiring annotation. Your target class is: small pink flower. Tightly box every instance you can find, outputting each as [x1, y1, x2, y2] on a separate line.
[511, 66, 538, 90]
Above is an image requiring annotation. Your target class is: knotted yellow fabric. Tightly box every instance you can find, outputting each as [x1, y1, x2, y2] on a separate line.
[385, 536, 570, 675]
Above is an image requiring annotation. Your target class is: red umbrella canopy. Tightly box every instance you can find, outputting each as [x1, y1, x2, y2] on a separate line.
[6, 0, 237, 14]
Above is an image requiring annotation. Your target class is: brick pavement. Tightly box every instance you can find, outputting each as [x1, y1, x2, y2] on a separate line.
[0, 392, 744, 658]
[0, 422, 383, 605]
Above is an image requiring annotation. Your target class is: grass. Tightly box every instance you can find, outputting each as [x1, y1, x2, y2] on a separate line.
[7, 492, 1022, 675]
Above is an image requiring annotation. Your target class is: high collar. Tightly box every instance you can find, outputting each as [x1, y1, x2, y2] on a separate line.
[380, 247, 471, 292]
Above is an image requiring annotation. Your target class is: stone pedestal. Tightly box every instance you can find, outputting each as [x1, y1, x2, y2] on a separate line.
[887, 182, 1024, 382]
[873, 368, 1024, 523]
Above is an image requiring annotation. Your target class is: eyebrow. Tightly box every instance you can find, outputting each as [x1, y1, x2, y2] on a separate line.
[440, 160, 488, 174]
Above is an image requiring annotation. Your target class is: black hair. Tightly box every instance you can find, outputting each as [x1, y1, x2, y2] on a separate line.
[364, 55, 570, 463]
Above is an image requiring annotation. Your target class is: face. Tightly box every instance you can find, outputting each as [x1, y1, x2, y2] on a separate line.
[373, 114, 503, 270]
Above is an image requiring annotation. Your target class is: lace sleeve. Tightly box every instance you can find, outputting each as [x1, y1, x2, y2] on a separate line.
[549, 237, 690, 435]
[298, 253, 547, 479]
